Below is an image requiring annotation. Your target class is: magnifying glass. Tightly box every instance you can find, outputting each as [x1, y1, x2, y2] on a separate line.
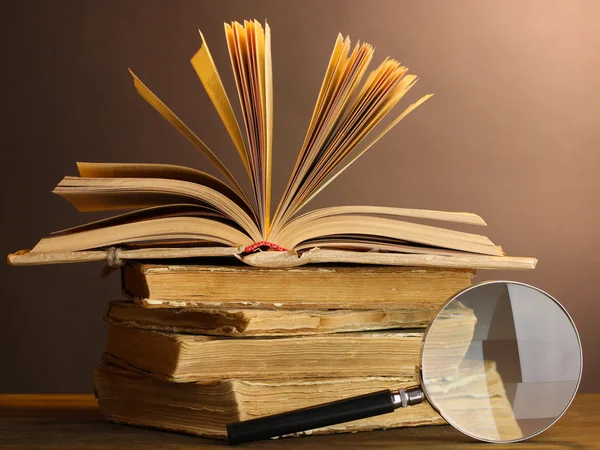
[227, 281, 582, 444]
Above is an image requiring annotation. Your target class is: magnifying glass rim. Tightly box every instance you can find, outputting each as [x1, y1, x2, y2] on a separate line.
[418, 280, 583, 444]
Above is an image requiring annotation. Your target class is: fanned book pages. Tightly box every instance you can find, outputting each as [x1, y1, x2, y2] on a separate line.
[7, 20, 536, 270]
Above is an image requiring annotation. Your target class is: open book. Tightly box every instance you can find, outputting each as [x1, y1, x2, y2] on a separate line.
[8, 20, 536, 270]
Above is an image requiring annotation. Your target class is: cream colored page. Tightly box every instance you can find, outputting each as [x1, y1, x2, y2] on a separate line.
[227, 22, 262, 220]
[353, 58, 393, 102]
[300, 42, 364, 168]
[52, 204, 233, 236]
[299, 94, 434, 211]
[297, 35, 346, 161]
[53, 177, 262, 242]
[225, 23, 259, 216]
[190, 31, 251, 178]
[30, 217, 254, 254]
[296, 63, 408, 202]
[240, 21, 265, 233]
[315, 61, 402, 162]
[325, 69, 412, 168]
[274, 39, 359, 227]
[246, 21, 266, 231]
[128, 70, 247, 202]
[286, 206, 487, 227]
[336, 74, 420, 158]
[281, 43, 374, 225]
[264, 22, 273, 235]
[233, 22, 257, 164]
[76, 162, 252, 214]
[293, 239, 482, 256]
[272, 35, 348, 228]
[224, 23, 248, 141]
[272, 215, 502, 256]
[295, 73, 417, 207]
[292, 66, 414, 212]
[272, 38, 348, 226]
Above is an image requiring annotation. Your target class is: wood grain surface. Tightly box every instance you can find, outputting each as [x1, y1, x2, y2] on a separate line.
[0, 394, 598, 449]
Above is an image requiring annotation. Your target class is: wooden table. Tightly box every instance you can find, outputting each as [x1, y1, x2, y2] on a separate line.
[1, 394, 598, 449]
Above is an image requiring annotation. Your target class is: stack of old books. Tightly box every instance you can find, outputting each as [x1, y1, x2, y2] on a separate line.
[93, 262, 475, 438]
[8, 19, 536, 441]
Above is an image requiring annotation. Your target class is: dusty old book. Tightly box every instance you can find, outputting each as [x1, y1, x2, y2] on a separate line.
[123, 263, 475, 309]
[94, 359, 513, 441]
[105, 300, 438, 336]
[104, 302, 477, 383]
[7, 19, 536, 271]
[104, 325, 425, 382]
[94, 364, 444, 439]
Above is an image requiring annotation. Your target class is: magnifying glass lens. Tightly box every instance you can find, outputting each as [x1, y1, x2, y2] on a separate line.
[421, 282, 582, 443]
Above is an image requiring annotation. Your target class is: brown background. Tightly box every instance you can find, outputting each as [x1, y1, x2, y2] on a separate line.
[1, 0, 598, 393]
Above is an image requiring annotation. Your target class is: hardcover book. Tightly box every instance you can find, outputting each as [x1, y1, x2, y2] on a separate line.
[104, 299, 476, 383]
[105, 300, 444, 336]
[122, 263, 475, 309]
[94, 364, 444, 439]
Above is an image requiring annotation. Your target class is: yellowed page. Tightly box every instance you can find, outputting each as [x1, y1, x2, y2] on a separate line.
[264, 22, 273, 235]
[128, 70, 247, 202]
[76, 162, 252, 215]
[271, 215, 502, 256]
[222, 21, 271, 237]
[245, 21, 265, 233]
[53, 176, 262, 242]
[300, 94, 434, 210]
[190, 31, 251, 179]
[226, 22, 264, 228]
[296, 35, 346, 162]
[294, 63, 409, 205]
[274, 39, 372, 229]
[286, 206, 487, 227]
[282, 43, 373, 224]
[292, 65, 413, 213]
[51, 204, 234, 236]
[232, 22, 257, 169]
[272, 35, 348, 229]
[292, 239, 479, 256]
[29, 217, 254, 254]
[294, 74, 416, 209]
[297, 42, 370, 177]
[323, 69, 412, 169]
[224, 23, 247, 133]
[353, 58, 394, 101]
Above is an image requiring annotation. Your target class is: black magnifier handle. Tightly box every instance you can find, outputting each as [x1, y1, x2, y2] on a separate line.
[227, 386, 424, 445]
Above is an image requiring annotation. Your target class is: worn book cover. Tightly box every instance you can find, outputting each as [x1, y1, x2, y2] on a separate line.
[122, 263, 475, 309]
[94, 364, 444, 439]
[105, 300, 439, 336]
